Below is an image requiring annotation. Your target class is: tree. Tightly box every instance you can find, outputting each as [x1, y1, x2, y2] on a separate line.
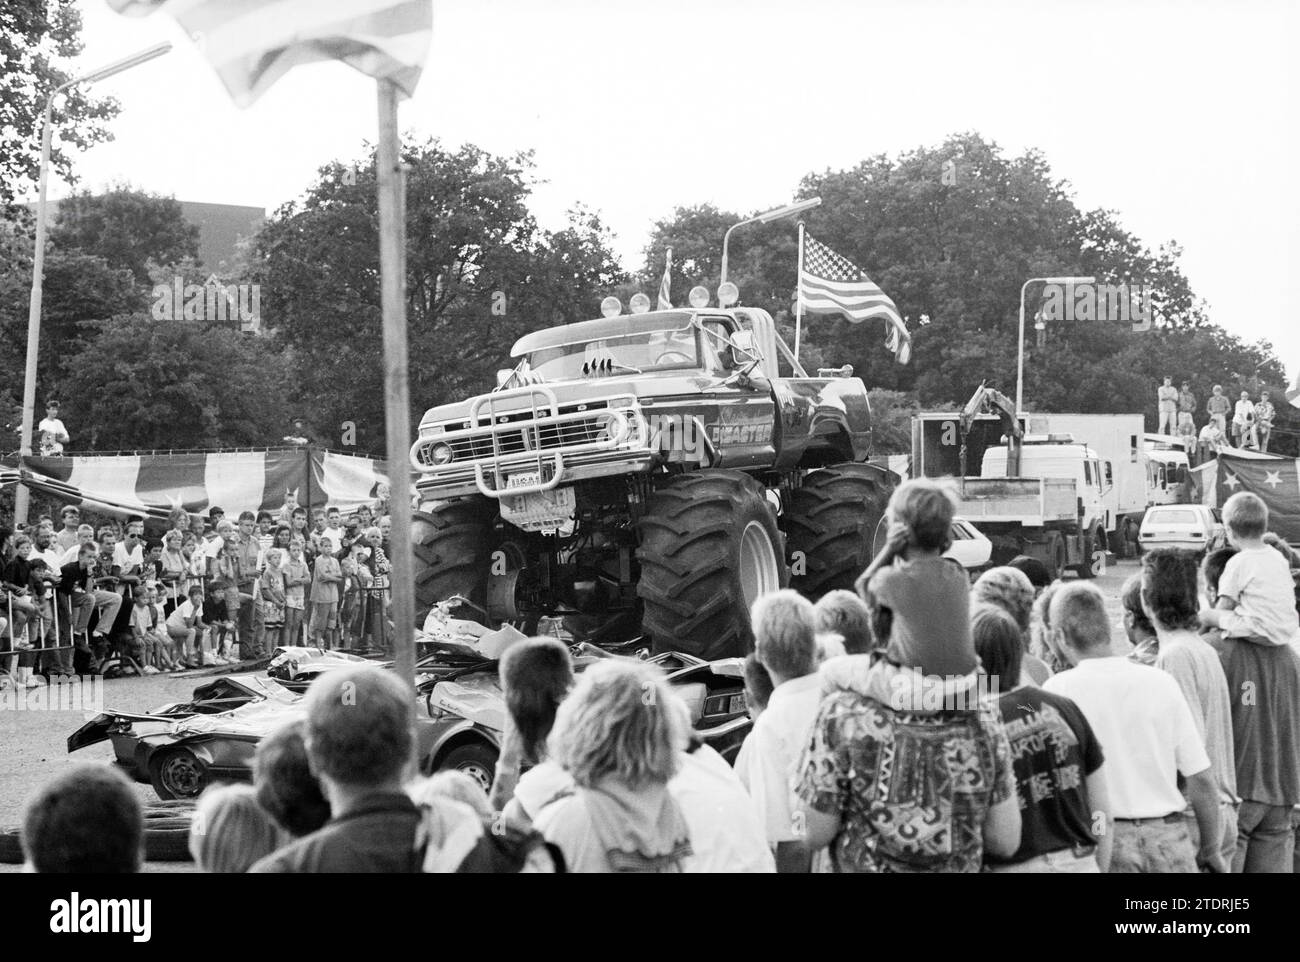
[641, 132, 1285, 430]
[49, 185, 201, 283]
[253, 140, 625, 455]
[59, 314, 290, 450]
[0, 0, 119, 205]
[0, 208, 142, 412]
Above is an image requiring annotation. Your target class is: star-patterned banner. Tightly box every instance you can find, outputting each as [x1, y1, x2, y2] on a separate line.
[1217, 455, 1300, 541]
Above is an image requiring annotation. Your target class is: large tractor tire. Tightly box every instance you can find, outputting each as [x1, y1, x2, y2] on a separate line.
[782, 462, 892, 600]
[1073, 523, 1107, 579]
[637, 470, 786, 660]
[411, 498, 498, 623]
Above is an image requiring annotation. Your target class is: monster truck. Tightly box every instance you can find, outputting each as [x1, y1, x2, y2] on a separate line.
[409, 304, 893, 660]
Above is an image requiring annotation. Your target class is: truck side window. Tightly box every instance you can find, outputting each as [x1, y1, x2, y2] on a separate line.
[1083, 461, 1092, 485]
[701, 320, 734, 372]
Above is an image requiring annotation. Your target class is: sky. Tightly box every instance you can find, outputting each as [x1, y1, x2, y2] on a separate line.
[47, 0, 1300, 379]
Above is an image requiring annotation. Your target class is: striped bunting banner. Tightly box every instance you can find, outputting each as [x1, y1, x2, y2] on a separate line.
[2, 450, 395, 520]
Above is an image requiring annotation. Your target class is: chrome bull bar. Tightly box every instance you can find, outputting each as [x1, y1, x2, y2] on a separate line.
[412, 386, 648, 498]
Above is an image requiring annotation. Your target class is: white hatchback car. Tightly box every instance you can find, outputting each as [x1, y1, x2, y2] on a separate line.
[1138, 504, 1226, 555]
[946, 517, 994, 573]
[870, 515, 993, 575]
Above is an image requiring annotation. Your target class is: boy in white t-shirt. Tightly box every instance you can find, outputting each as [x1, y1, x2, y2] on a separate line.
[1200, 492, 1299, 647]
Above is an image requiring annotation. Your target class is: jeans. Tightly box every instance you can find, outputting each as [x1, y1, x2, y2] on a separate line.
[987, 848, 1100, 873]
[1186, 801, 1239, 871]
[1234, 800, 1294, 873]
[1110, 817, 1197, 873]
[91, 589, 122, 635]
[236, 584, 265, 658]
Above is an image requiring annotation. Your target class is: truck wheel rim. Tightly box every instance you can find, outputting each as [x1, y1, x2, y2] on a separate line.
[739, 521, 780, 608]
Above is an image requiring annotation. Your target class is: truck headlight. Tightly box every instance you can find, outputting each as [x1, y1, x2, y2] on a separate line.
[429, 442, 454, 465]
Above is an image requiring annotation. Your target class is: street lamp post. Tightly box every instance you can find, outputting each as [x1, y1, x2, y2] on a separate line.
[720, 196, 822, 287]
[15, 42, 170, 523]
[1016, 275, 1095, 414]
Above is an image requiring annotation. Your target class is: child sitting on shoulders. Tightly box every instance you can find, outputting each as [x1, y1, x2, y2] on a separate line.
[1200, 491, 1300, 647]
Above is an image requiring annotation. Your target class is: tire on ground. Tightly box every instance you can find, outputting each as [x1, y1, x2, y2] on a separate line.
[783, 462, 891, 600]
[410, 498, 498, 623]
[637, 470, 786, 660]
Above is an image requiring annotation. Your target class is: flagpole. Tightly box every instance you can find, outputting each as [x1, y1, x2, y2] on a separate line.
[376, 78, 415, 708]
[794, 222, 806, 361]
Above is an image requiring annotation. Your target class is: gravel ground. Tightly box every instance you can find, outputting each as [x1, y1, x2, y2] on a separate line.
[0, 559, 1143, 872]
[0, 661, 257, 873]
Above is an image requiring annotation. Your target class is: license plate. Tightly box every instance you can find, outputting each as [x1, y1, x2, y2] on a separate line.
[500, 484, 576, 533]
[506, 471, 541, 490]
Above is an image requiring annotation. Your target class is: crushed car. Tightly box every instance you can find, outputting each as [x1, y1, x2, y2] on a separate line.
[69, 635, 751, 800]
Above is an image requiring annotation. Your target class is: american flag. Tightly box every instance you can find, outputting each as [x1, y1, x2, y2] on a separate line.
[799, 234, 911, 364]
[107, 0, 433, 107]
[657, 248, 673, 310]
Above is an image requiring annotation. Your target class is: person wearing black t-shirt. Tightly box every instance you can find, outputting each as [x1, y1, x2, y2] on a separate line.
[973, 604, 1112, 872]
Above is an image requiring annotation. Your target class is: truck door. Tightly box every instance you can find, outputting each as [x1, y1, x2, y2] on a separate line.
[697, 317, 777, 469]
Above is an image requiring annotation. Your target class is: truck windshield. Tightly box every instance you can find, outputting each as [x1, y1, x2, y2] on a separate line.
[527, 326, 699, 379]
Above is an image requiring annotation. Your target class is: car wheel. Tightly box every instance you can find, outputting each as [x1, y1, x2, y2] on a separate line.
[149, 747, 211, 801]
[439, 743, 499, 794]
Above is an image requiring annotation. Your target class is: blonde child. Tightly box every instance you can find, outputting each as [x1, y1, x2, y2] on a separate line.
[1200, 491, 1300, 647]
[260, 548, 287, 650]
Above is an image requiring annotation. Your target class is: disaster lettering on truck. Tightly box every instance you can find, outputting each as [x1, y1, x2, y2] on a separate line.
[408, 306, 897, 660]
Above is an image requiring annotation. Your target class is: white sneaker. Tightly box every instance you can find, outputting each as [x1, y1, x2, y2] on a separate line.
[142, 665, 160, 675]
[23, 675, 43, 689]
[202, 652, 218, 666]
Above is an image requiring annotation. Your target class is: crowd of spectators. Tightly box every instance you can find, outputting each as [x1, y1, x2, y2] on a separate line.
[14, 478, 1300, 873]
[0, 498, 392, 688]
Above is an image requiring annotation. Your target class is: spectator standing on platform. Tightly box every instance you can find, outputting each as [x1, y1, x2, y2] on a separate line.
[1157, 376, 1178, 435]
[37, 400, 70, 456]
[1255, 391, 1276, 453]
[1177, 381, 1197, 435]
[1232, 391, 1257, 449]
[1206, 385, 1230, 435]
